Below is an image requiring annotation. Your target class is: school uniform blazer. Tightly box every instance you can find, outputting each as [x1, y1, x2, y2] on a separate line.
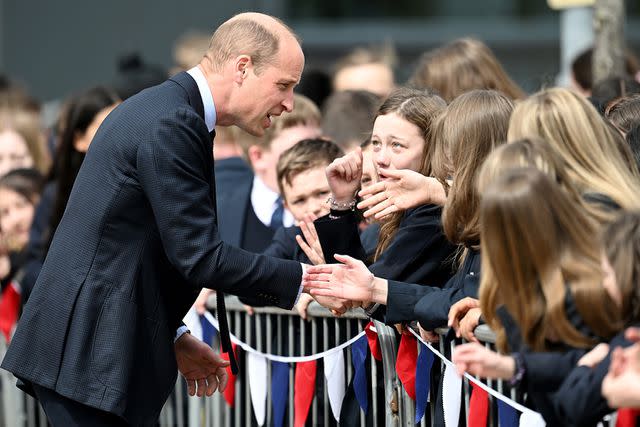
[553, 328, 636, 427]
[1, 72, 301, 425]
[215, 156, 254, 247]
[315, 204, 456, 324]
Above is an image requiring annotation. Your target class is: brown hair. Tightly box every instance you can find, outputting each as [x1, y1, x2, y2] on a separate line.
[605, 93, 640, 134]
[207, 15, 298, 75]
[409, 38, 525, 102]
[321, 90, 381, 151]
[277, 138, 344, 197]
[432, 90, 513, 250]
[602, 211, 640, 325]
[508, 88, 640, 224]
[479, 168, 621, 352]
[374, 87, 446, 260]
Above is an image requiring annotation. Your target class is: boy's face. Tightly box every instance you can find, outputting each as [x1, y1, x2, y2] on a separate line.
[282, 164, 331, 223]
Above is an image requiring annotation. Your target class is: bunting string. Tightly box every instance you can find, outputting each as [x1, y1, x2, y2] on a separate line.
[202, 312, 365, 363]
[408, 328, 544, 420]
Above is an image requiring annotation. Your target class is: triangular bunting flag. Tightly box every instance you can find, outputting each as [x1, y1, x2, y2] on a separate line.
[467, 382, 489, 427]
[0, 282, 20, 342]
[248, 353, 268, 426]
[415, 342, 435, 423]
[294, 361, 317, 427]
[351, 335, 368, 413]
[220, 343, 238, 407]
[396, 331, 418, 400]
[498, 399, 520, 427]
[271, 361, 289, 427]
[182, 307, 203, 341]
[365, 322, 382, 361]
[323, 350, 345, 421]
[200, 314, 217, 347]
[442, 363, 462, 427]
[520, 409, 546, 427]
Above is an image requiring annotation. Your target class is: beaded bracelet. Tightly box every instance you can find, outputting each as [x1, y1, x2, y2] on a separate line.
[327, 196, 357, 211]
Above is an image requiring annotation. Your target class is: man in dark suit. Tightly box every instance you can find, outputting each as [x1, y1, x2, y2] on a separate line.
[1, 12, 346, 426]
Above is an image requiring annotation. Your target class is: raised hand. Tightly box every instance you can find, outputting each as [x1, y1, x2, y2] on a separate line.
[326, 148, 363, 205]
[175, 332, 230, 397]
[452, 342, 515, 379]
[296, 214, 325, 265]
[303, 254, 386, 304]
[357, 168, 446, 219]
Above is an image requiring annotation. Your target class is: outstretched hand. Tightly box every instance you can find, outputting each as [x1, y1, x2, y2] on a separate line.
[296, 214, 325, 265]
[175, 332, 229, 397]
[303, 254, 383, 304]
[448, 297, 482, 342]
[357, 169, 445, 219]
[326, 148, 363, 204]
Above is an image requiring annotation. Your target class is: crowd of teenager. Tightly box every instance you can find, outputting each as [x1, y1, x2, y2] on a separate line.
[2, 29, 640, 426]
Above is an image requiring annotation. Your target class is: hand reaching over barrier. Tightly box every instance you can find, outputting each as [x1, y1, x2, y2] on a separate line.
[296, 214, 325, 265]
[357, 168, 446, 219]
[325, 147, 363, 207]
[448, 297, 482, 343]
[303, 254, 388, 306]
[452, 342, 516, 380]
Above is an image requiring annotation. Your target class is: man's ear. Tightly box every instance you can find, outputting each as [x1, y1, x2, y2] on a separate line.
[233, 55, 252, 84]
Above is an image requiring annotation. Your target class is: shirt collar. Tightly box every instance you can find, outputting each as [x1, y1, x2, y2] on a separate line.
[250, 176, 294, 227]
[187, 66, 216, 132]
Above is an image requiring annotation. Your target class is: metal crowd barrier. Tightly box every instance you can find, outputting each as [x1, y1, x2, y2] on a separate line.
[0, 298, 614, 427]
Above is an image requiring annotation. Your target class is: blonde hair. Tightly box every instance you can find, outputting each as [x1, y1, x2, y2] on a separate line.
[479, 168, 621, 352]
[373, 88, 446, 260]
[409, 38, 525, 102]
[432, 90, 513, 249]
[0, 108, 49, 174]
[508, 88, 640, 224]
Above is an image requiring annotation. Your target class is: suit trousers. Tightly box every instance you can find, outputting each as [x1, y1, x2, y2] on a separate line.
[33, 384, 130, 427]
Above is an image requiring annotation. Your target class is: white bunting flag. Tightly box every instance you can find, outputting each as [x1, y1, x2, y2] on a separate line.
[248, 353, 268, 426]
[520, 410, 547, 427]
[442, 363, 462, 427]
[323, 350, 346, 421]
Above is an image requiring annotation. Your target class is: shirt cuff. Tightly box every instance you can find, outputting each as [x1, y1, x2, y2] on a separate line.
[294, 263, 307, 305]
[174, 325, 190, 342]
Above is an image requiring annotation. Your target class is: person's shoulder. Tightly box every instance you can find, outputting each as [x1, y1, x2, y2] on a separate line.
[407, 203, 443, 218]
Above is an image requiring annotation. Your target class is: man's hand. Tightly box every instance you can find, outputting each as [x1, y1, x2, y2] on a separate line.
[175, 332, 229, 397]
[295, 293, 315, 320]
[303, 254, 378, 303]
[357, 169, 445, 219]
[325, 148, 363, 204]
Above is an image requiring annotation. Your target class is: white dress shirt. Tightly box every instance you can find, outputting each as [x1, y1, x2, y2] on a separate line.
[250, 176, 294, 227]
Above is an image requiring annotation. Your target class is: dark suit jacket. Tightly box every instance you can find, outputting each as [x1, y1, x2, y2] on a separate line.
[1, 72, 301, 425]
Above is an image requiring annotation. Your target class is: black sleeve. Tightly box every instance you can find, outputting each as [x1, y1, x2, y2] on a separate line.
[552, 332, 632, 426]
[522, 349, 587, 392]
[314, 211, 367, 264]
[136, 111, 302, 309]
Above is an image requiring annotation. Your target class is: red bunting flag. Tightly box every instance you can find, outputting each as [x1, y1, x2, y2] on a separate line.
[396, 331, 417, 400]
[220, 342, 238, 407]
[616, 408, 640, 427]
[467, 382, 489, 427]
[294, 360, 317, 427]
[0, 282, 20, 342]
[365, 322, 382, 361]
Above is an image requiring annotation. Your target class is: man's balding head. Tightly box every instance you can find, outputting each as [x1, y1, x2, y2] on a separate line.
[207, 12, 300, 75]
